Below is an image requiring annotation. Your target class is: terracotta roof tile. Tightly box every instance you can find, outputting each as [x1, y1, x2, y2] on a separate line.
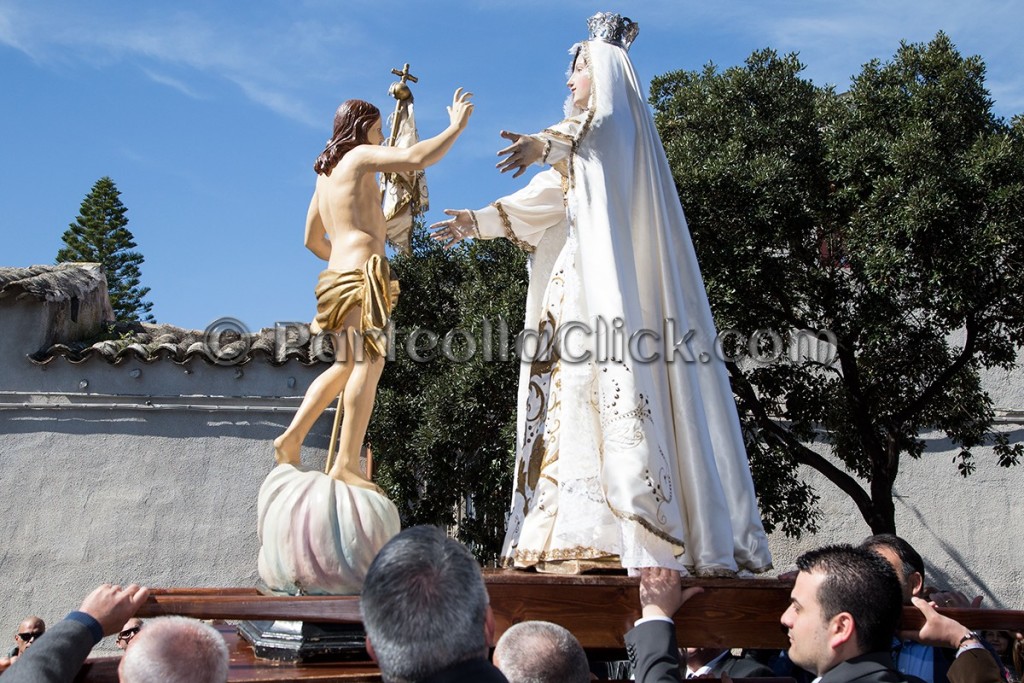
[30, 322, 324, 367]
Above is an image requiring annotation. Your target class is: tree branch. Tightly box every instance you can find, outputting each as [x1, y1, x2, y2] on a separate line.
[891, 315, 977, 426]
[728, 363, 875, 522]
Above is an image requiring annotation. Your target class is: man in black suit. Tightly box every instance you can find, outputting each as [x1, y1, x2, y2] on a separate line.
[625, 545, 1002, 683]
[624, 567, 702, 682]
[782, 545, 1000, 683]
[780, 544, 910, 683]
[361, 525, 508, 683]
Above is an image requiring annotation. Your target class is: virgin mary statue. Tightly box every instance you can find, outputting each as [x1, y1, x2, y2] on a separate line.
[435, 12, 773, 575]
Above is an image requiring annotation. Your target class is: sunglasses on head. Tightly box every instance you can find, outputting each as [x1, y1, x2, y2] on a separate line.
[117, 627, 141, 642]
[17, 632, 42, 642]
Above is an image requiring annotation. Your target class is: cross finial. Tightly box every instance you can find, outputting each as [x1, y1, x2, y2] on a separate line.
[390, 63, 418, 85]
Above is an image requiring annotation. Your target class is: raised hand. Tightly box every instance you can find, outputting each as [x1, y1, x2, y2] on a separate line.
[496, 131, 546, 178]
[900, 596, 974, 649]
[923, 587, 984, 609]
[430, 209, 477, 249]
[78, 583, 151, 636]
[639, 566, 703, 619]
[448, 88, 474, 130]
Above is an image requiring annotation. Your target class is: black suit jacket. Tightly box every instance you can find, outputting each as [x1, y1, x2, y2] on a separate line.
[625, 619, 684, 683]
[713, 653, 777, 678]
[819, 649, 1002, 683]
[0, 618, 95, 683]
[420, 656, 510, 683]
[819, 652, 922, 683]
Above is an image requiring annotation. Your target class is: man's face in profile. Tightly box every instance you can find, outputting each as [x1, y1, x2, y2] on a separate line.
[780, 571, 831, 676]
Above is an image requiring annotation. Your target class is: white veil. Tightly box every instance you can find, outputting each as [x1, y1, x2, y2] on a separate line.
[522, 37, 772, 573]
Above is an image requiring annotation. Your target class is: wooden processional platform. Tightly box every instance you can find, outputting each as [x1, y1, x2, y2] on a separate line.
[73, 571, 1024, 682]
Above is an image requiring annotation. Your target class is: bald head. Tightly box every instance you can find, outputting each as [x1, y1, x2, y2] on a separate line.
[118, 616, 228, 682]
[14, 617, 45, 655]
[494, 621, 590, 683]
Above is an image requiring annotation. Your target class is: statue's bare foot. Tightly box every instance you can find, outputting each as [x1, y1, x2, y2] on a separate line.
[273, 435, 301, 467]
[327, 464, 383, 494]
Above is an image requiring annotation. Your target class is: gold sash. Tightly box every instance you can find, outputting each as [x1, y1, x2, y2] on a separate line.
[312, 254, 399, 360]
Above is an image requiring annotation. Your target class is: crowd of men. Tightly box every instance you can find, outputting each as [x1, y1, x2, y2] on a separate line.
[0, 529, 1016, 683]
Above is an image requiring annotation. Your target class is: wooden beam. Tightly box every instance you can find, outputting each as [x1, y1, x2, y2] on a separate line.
[134, 574, 1024, 650]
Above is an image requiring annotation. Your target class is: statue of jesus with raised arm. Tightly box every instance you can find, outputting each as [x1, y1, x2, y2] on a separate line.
[256, 88, 473, 596]
[273, 89, 473, 490]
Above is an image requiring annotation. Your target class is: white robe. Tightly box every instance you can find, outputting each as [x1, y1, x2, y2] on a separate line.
[473, 39, 772, 575]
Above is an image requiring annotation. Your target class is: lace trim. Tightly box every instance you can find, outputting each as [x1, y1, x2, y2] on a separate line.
[492, 201, 535, 254]
[468, 209, 481, 238]
[540, 128, 575, 143]
[502, 546, 619, 564]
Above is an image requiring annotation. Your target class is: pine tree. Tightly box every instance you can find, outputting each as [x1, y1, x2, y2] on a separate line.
[57, 176, 154, 322]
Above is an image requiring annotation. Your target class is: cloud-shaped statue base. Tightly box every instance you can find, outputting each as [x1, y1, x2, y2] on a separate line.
[257, 464, 400, 596]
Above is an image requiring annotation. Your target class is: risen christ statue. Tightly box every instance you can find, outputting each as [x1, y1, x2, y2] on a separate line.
[274, 89, 473, 489]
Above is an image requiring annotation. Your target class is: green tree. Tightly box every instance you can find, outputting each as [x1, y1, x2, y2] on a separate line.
[57, 176, 154, 322]
[367, 228, 527, 562]
[650, 33, 1024, 535]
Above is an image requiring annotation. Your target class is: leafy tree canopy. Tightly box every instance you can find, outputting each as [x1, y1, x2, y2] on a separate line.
[367, 229, 527, 561]
[650, 32, 1024, 534]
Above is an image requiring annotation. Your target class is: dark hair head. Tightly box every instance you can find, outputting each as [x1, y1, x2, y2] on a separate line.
[360, 526, 489, 681]
[795, 544, 903, 654]
[314, 99, 381, 175]
[860, 534, 925, 583]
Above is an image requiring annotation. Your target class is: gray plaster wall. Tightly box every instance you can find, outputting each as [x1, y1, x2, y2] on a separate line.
[766, 436, 1023, 609]
[0, 355, 335, 653]
[764, 333, 1024, 610]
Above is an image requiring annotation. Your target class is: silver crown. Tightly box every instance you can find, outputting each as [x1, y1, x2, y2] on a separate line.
[587, 12, 639, 51]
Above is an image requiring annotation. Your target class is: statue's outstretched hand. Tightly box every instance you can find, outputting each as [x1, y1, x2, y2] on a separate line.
[448, 88, 474, 130]
[430, 209, 476, 249]
[496, 131, 545, 178]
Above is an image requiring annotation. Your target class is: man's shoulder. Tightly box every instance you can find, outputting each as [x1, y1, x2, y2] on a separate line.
[421, 657, 509, 683]
[821, 652, 926, 683]
[715, 652, 776, 678]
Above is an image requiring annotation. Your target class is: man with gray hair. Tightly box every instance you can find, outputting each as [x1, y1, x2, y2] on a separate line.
[360, 525, 508, 682]
[493, 620, 591, 683]
[118, 615, 229, 683]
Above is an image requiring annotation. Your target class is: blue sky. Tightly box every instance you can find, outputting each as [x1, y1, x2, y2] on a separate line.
[2, 0, 1022, 332]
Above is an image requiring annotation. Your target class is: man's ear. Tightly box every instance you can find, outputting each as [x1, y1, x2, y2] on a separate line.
[909, 571, 924, 599]
[484, 606, 496, 648]
[829, 612, 856, 649]
[365, 635, 378, 663]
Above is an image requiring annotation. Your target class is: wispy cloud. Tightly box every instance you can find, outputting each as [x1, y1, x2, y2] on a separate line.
[139, 67, 203, 99]
[0, 1, 378, 127]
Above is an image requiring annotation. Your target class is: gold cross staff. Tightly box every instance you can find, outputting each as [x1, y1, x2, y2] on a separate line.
[391, 62, 418, 87]
[387, 63, 417, 147]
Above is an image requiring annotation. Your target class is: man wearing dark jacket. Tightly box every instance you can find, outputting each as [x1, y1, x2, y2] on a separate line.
[361, 526, 508, 683]
[625, 545, 1002, 683]
[0, 583, 149, 683]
